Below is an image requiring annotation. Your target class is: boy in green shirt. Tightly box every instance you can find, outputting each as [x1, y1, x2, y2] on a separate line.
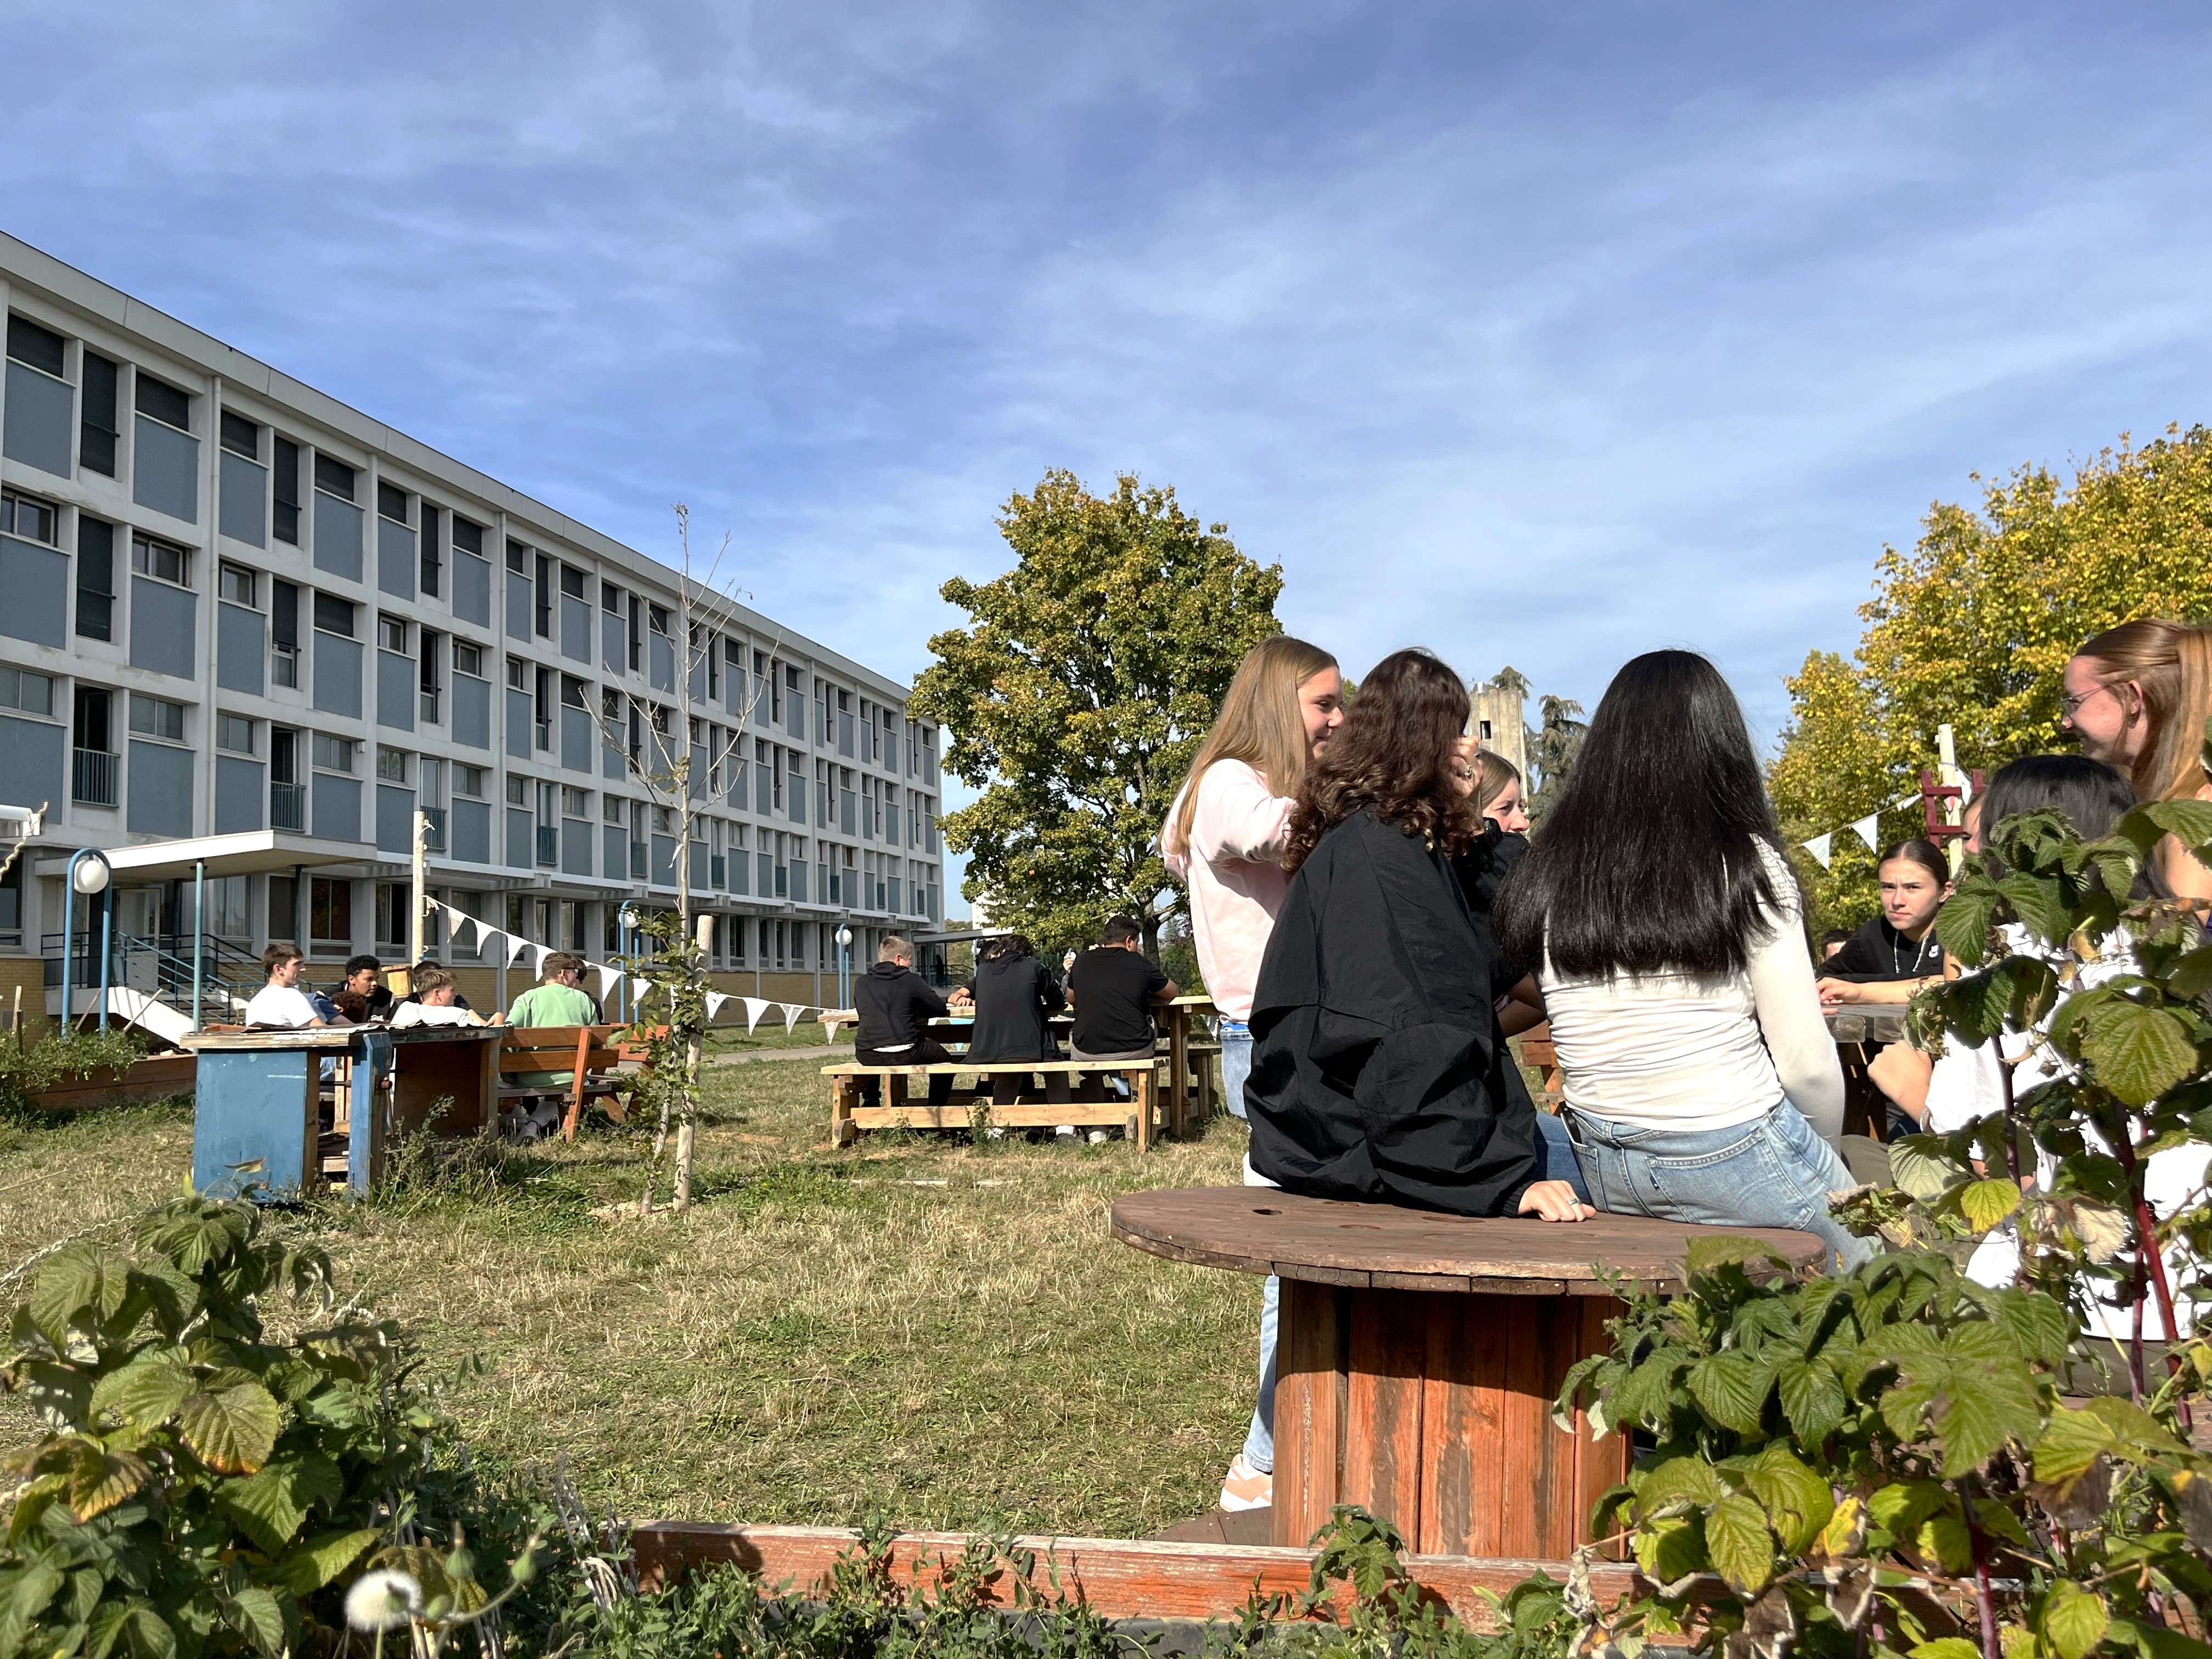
[507, 952, 603, 1088]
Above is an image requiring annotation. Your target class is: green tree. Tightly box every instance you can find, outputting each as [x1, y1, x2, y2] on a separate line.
[1771, 424, 2212, 932]
[1525, 693, 1588, 827]
[911, 471, 1284, 955]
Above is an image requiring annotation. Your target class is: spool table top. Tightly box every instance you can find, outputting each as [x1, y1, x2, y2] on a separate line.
[1825, 1007, 1908, 1043]
[1110, 1186, 1826, 1296]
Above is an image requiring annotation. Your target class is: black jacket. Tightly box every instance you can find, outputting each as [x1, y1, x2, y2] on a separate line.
[1248, 808, 1540, 1217]
[1822, 916, 1944, 983]
[853, 962, 949, 1051]
[965, 953, 1064, 1062]
[1452, 821, 1538, 1120]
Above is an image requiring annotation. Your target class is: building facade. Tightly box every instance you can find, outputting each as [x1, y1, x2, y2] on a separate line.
[1468, 678, 1529, 783]
[0, 233, 943, 1019]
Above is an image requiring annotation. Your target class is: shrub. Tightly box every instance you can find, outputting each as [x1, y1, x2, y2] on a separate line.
[0, 1027, 151, 1116]
[0, 1196, 551, 1657]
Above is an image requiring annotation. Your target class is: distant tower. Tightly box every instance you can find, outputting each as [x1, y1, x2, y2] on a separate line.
[1469, 677, 1530, 781]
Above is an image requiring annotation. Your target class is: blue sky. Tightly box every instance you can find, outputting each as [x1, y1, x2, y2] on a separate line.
[4, 2, 2206, 898]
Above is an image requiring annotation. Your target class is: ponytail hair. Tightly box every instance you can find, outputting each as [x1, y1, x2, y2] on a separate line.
[2075, 619, 2212, 803]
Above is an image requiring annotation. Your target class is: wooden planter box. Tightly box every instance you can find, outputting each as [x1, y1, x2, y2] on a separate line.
[26, 1053, 196, 1112]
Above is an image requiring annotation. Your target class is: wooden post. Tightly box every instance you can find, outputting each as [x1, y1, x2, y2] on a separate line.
[1167, 1003, 1189, 1139]
[402, 809, 430, 996]
[1134, 1065, 1155, 1153]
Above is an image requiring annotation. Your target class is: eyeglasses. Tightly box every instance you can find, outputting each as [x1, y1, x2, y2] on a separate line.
[2059, 682, 2115, 719]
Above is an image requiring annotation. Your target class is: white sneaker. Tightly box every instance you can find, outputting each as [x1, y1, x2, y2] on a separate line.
[1220, 1453, 1272, 1511]
[1086, 1130, 1108, 1144]
[1053, 1125, 1078, 1142]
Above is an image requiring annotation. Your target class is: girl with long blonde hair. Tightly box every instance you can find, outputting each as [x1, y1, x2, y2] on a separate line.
[2063, 619, 2212, 902]
[1159, 631, 1341, 1517]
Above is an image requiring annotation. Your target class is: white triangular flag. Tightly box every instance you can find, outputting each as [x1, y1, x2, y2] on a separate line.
[742, 996, 769, 1033]
[706, 992, 729, 1022]
[526, 941, 548, 975]
[629, 977, 653, 1008]
[1848, 812, 1881, 853]
[1802, 833, 1833, 870]
[1893, 790, 1922, 809]
[594, 963, 623, 998]
[781, 1003, 803, 1032]
[477, 929, 509, 965]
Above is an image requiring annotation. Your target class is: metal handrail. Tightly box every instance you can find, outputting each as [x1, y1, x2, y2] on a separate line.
[272, 780, 307, 830]
[72, 749, 119, 807]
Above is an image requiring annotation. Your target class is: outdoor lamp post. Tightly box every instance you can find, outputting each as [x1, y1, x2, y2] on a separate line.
[836, 925, 852, 1009]
[58, 849, 114, 1033]
[618, 905, 641, 1022]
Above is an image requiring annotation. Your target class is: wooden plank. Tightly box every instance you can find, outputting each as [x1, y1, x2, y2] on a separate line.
[627, 1522, 1966, 1635]
[1342, 1290, 1427, 1542]
[25, 1053, 197, 1111]
[1135, 1064, 1155, 1153]
[1575, 1296, 1632, 1560]
[822, 1059, 1162, 1075]
[1526, 1298, 1573, 1560]
[1419, 1293, 1496, 1556]
[851, 1103, 1139, 1131]
[1272, 1278, 1345, 1550]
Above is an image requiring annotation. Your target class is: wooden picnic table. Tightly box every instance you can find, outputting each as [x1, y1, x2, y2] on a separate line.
[822, 1058, 1162, 1148]
[1826, 1006, 1909, 1139]
[1161, 994, 1216, 1136]
[1110, 1186, 1824, 1558]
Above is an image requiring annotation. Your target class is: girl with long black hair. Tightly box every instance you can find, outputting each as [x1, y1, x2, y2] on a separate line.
[1245, 649, 1592, 1221]
[1494, 650, 1866, 1265]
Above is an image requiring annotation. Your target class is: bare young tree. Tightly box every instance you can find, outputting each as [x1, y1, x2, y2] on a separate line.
[585, 507, 780, 1216]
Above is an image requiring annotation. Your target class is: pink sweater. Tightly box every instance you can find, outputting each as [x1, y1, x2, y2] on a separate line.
[1160, 760, 1295, 1022]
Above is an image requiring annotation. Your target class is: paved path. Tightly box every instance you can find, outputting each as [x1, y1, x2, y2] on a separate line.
[710, 1044, 845, 1066]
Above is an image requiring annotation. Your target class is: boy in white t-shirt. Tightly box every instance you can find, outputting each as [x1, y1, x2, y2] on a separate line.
[390, 968, 503, 1029]
[242, 944, 346, 1029]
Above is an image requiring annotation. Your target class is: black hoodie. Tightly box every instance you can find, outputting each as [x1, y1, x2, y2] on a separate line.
[853, 961, 949, 1051]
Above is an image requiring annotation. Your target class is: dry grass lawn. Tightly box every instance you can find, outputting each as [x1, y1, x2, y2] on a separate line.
[0, 1057, 1260, 1540]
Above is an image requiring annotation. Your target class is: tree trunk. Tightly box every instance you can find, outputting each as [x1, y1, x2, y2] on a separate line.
[1142, 911, 1160, 958]
[673, 1032, 702, 1211]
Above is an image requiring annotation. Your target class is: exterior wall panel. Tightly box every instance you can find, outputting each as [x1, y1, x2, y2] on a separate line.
[505, 570, 531, 641]
[452, 799, 491, 864]
[0, 715, 64, 809]
[561, 818, 591, 877]
[215, 756, 264, 834]
[505, 808, 532, 868]
[561, 706, 591, 772]
[313, 495, 363, 580]
[2, 362, 72, 477]
[560, 595, 589, 662]
[376, 650, 415, 731]
[313, 635, 363, 718]
[377, 520, 416, 601]
[453, 552, 491, 627]
[128, 578, 197, 679]
[216, 602, 265, 695]
[504, 689, 532, 759]
[312, 774, 360, 841]
[132, 417, 199, 522]
[376, 785, 414, 854]
[126, 742, 193, 837]
[0, 537, 69, 647]
[454, 674, 490, 749]
[219, 453, 267, 546]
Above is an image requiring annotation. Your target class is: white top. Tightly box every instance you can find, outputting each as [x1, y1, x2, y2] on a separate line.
[242, 984, 320, 1029]
[1928, 923, 2209, 1340]
[1159, 759, 1295, 1023]
[1537, 847, 1847, 1139]
[390, 1001, 487, 1028]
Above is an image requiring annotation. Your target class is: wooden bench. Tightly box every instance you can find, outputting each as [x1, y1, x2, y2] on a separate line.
[1515, 1023, 1564, 1111]
[822, 1058, 1161, 1150]
[1178, 1041, 1222, 1134]
[498, 1024, 663, 1142]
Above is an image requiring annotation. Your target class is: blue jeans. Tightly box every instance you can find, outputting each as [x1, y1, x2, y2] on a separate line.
[1563, 1101, 1874, 1269]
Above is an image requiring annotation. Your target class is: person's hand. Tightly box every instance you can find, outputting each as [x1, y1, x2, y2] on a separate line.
[1816, 977, 1861, 1008]
[1517, 1180, 1596, 1222]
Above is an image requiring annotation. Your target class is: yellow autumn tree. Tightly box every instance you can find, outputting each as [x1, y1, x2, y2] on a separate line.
[1770, 424, 2212, 930]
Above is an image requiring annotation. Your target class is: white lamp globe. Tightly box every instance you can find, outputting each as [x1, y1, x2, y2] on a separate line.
[72, 860, 110, 895]
[837, 927, 851, 946]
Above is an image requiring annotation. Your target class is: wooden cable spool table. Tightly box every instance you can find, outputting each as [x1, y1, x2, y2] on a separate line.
[1827, 1006, 1909, 1139]
[1110, 1187, 1825, 1558]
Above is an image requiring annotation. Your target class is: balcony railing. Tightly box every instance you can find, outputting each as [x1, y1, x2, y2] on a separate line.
[271, 780, 306, 831]
[421, 806, 447, 851]
[72, 749, 118, 807]
[535, 826, 558, 866]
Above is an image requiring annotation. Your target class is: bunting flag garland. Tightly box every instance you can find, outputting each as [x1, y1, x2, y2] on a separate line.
[1847, 812, 1881, 853]
[1798, 786, 1964, 868]
[1803, 833, 1833, 870]
[419, 896, 855, 1032]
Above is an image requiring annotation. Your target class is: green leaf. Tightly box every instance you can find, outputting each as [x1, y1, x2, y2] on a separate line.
[1633, 1455, 1725, 1516]
[273, 1527, 381, 1596]
[1932, 1326, 2044, 1475]
[1742, 1446, 1835, 1555]
[216, 1453, 341, 1555]
[174, 1377, 283, 1475]
[67, 1443, 151, 1522]
[2167, 947, 2212, 1003]
[1703, 1492, 1774, 1594]
[119, 1602, 177, 1659]
[1911, 1642, 1984, 1659]
[1936, 885, 2002, 967]
[1985, 1287, 2072, 1368]
[2044, 1583, 2110, 1659]
[2141, 799, 2212, 856]
[2035, 1405, 2118, 1485]
[1960, 1178, 2025, 1234]
[221, 1586, 286, 1657]
[1687, 1350, 1773, 1434]
[1632, 1515, 1707, 1585]
[1997, 872, 2070, 944]
[1775, 1356, 1848, 1442]
[1684, 1235, 1791, 1280]
[2082, 1002, 2197, 1107]
[1920, 1511, 1976, 1575]
[28, 1243, 129, 1348]
[89, 1351, 195, 1429]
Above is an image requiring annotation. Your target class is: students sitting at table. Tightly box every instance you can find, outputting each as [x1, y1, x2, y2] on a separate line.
[398, 956, 473, 1011]
[1246, 648, 1593, 1223]
[853, 935, 955, 1106]
[1496, 649, 1868, 1266]
[335, 954, 396, 1022]
[506, 952, 603, 1091]
[952, 934, 1064, 1101]
[1066, 916, 1177, 1062]
[390, 967, 503, 1028]
[1816, 838, 1950, 1008]
[245, 943, 345, 1029]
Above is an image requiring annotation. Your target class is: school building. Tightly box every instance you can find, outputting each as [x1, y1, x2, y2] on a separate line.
[0, 231, 945, 1022]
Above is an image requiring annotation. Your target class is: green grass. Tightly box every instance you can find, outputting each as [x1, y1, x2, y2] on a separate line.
[0, 1057, 1259, 1539]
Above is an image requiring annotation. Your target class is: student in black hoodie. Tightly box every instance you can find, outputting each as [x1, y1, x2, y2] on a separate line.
[953, 934, 1065, 1105]
[853, 936, 954, 1105]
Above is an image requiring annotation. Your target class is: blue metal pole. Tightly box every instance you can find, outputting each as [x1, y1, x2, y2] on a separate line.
[98, 886, 112, 1032]
[59, 852, 80, 1035]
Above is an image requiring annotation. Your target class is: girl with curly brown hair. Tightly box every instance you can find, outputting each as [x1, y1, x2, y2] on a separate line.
[1245, 648, 1595, 1223]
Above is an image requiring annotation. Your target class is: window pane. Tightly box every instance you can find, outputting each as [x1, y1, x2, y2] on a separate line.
[134, 375, 191, 431]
